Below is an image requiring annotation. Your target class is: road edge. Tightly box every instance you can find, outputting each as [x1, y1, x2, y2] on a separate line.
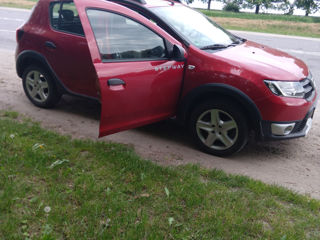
[0, 6, 31, 12]
[230, 30, 320, 42]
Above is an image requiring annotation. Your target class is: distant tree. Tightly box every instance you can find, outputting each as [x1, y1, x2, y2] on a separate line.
[295, 0, 320, 15]
[241, 0, 276, 14]
[217, 0, 288, 14]
[183, 0, 212, 9]
[201, 0, 213, 9]
[217, 0, 269, 14]
[268, 0, 294, 14]
[285, 0, 297, 14]
[223, 1, 241, 11]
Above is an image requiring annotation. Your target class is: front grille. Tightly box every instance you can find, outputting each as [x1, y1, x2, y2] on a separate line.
[301, 78, 315, 101]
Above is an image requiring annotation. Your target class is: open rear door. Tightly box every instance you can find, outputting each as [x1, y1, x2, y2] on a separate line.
[75, 0, 185, 136]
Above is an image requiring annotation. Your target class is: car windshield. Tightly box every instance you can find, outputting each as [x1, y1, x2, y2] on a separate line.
[151, 5, 240, 49]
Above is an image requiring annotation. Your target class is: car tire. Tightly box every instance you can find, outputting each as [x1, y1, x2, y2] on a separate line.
[22, 65, 61, 108]
[189, 99, 248, 157]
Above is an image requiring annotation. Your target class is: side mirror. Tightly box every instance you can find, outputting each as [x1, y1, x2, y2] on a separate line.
[165, 40, 186, 62]
[172, 44, 186, 62]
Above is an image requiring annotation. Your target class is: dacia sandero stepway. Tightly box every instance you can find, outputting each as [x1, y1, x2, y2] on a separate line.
[15, 0, 318, 156]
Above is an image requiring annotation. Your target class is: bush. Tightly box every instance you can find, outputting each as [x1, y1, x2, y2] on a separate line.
[223, 2, 240, 12]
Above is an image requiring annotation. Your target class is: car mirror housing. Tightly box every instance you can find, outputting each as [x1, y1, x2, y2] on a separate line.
[170, 45, 186, 62]
[172, 44, 186, 62]
[165, 40, 186, 62]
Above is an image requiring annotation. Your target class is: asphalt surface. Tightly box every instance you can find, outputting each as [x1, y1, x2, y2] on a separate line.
[0, 7, 29, 51]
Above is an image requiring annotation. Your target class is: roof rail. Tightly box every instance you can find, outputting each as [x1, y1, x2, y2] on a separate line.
[132, 0, 146, 4]
[167, 0, 183, 4]
[108, 0, 146, 7]
[110, 0, 182, 5]
[108, 0, 183, 5]
[119, 0, 146, 4]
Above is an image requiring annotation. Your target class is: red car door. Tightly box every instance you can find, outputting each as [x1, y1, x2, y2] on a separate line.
[44, 0, 98, 98]
[75, 0, 185, 136]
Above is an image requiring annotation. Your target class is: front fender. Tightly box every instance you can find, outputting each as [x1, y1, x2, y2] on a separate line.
[177, 83, 263, 135]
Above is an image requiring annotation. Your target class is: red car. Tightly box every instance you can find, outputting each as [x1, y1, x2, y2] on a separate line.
[15, 0, 317, 156]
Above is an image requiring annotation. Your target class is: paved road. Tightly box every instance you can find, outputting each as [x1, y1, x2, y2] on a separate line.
[0, 7, 30, 51]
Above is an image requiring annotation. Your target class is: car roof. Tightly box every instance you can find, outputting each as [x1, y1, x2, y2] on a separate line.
[50, 0, 183, 8]
[144, 0, 183, 7]
[106, 0, 183, 8]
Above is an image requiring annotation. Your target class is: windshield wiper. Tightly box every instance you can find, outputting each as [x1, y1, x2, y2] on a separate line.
[200, 41, 242, 50]
[200, 44, 229, 50]
[236, 36, 247, 43]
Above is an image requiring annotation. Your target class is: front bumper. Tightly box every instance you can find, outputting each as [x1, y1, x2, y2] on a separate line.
[260, 105, 316, 140]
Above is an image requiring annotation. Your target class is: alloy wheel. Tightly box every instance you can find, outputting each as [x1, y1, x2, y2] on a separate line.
[196, 109, 238, 150]
[25, 70, 49, 103]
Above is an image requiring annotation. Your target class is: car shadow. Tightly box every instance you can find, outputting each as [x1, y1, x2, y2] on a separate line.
[135, 119, 195, 148]
[235, 137, 294, 161]
[137, 121, 294, 161]
[55, 95, 101, 120]
[53, 95, 295, 161]
[134, 120, 295, 162]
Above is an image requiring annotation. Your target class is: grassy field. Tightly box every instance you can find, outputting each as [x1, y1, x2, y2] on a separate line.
[201, 9, 320, 23]
[213, 17, 320, 38]
[0, 0, 36, 9]
[1, 110, 320, 239]
[202, 9, 320, 38]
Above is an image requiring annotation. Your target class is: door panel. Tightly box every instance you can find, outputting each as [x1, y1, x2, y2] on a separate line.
[45, 1, 98, 98]
[75, 0, 185, 136]
[95, 61, 185, 135]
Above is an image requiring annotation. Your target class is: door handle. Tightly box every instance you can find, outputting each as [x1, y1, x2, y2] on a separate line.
[107, 78, 125, 86]
[45, 41, 56, 49]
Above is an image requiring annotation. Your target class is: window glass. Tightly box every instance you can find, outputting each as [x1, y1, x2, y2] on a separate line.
[152, 6, 239, 49]
[87, 10, 166, 61]
[50, 1, 84, 36]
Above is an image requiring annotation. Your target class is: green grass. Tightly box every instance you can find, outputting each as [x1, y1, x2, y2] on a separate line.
[216, 20, 320, 38]
[201, 9, 320, 38]
[1, 110, 320, 239]
[0, 0, 37, 9]
[201, 9, 320, 23]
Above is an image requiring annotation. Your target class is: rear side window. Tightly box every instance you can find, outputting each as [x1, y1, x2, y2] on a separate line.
[87, 9, 167, 61]
[50, 1, 84, 36]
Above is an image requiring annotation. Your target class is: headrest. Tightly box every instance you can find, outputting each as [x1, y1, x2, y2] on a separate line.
[60, 9, 74, 21]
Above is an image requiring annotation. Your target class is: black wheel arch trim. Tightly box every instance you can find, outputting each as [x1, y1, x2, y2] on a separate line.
[16, 50, 99, 101]
[177, 83, 263, 135]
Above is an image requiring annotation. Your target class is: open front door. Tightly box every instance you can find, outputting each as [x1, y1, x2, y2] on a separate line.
[75, 0, 185, 137]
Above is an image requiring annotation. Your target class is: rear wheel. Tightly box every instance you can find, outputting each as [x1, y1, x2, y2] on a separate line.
[189, 100, 248, 157]
[22, 65, 61, 108]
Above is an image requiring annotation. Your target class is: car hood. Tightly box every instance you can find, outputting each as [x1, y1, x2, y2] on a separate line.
[213, 40, 308, 81]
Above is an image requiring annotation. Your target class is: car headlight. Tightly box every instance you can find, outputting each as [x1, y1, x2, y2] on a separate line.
[264, 80, 305, 98]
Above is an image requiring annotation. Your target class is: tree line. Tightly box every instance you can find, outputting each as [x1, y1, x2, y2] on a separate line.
[186, 0, 320, 16]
